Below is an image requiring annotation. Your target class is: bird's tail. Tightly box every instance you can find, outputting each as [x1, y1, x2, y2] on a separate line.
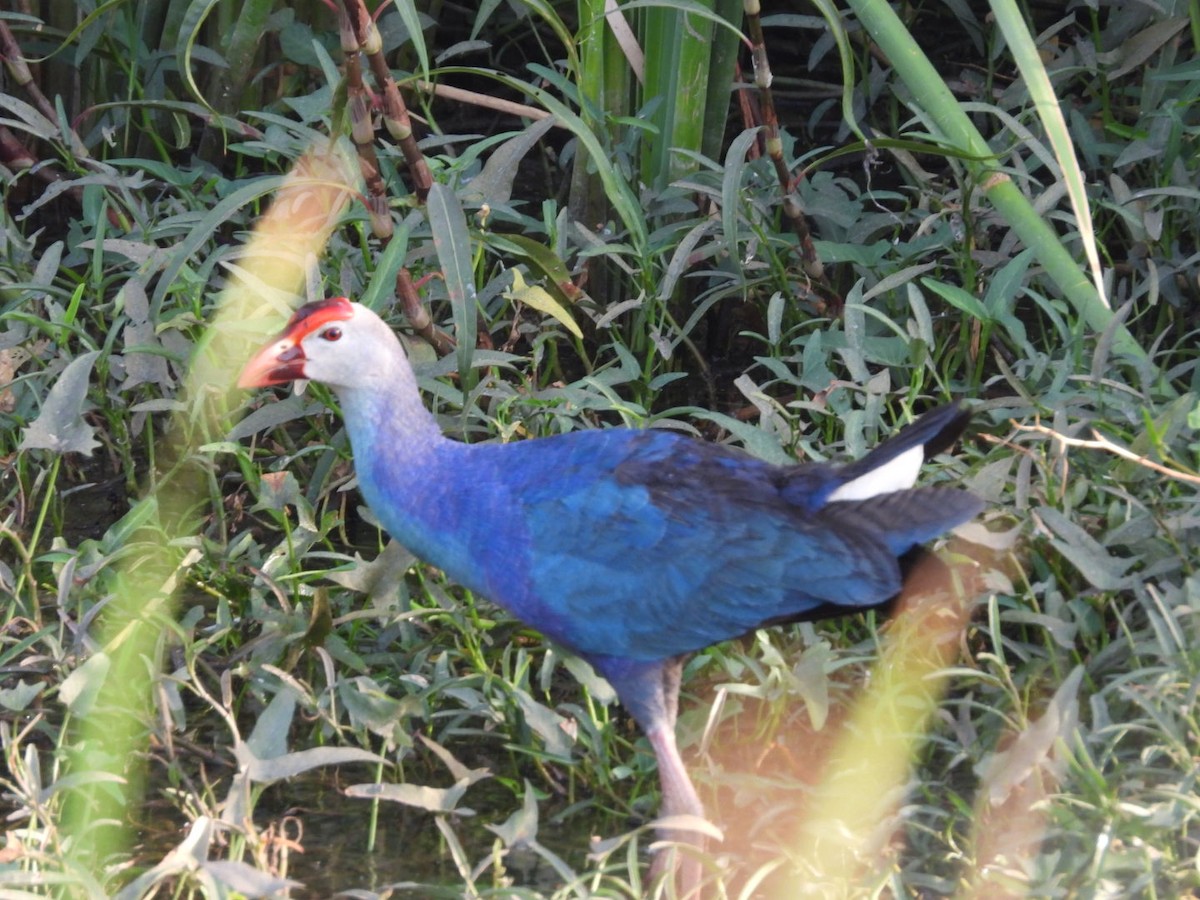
[826, 486, 983, 555]
[826, 403, 974, 503]
[868, 402, 973, 464]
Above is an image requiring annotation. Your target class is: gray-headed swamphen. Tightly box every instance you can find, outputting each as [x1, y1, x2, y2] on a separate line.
[238, 297, 982, 885]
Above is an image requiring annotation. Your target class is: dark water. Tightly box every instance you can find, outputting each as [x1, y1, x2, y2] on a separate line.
[270, 776, 591, 895]
[136, 767, 640, 897]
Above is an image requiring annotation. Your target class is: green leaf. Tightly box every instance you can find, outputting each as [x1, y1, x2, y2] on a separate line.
[1038, 507, 1133, 591]
[238, 745, 387, 783]
[238, 688, 386, 781]
[152, 175, 288, 312]
[327, 540, 416, 598]
[921, 278, 989, 322]
[1186, 399, 1200, 432]
[442, 67, 648, 254]
[245, 686, 297, 761]
[392, 0, 431, 81]
[485, 232, 582, 309]
[0, 679, 44, 712]
[255, 470, 305, 512]
[346, 779, 476, 814]
[514, 686, 575, 759]
[983, 247, 1035, 317]
[175, 0, 222, 121]
[807, 0, 868, 141]
[20, 350, 101, 455]
[990, 0, 1106, 305]
[427, 181, 477, 387]
[721, 127, 762, 276]
[60, 653, 111, 716]
[688, 410, 791, 465]
[461, 117, 557, 206]
[977, 666, 1083, 806]
[202, 861, 301, 897]
[486, 781, 540, 846]
[505, 269, 583, 339]
[419, 734, 493, 786]
[361, 219, 410, 313]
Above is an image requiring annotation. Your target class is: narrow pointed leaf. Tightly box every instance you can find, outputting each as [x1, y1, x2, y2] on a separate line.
[427, 181, 477, 386]
[21, 350, 101, 455]
[347, 779, 475, 814]
[505, 269, 583, 339]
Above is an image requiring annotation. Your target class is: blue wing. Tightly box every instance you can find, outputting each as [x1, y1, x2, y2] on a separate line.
[467, 412, 979, 661]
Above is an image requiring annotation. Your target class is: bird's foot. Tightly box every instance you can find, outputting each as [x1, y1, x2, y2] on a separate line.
[649, 814, 722, 899]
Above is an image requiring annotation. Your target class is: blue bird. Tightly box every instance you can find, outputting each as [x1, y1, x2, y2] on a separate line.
[239, 297, 982, 875]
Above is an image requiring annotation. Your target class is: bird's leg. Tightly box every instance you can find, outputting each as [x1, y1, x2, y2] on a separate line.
[646, 721, 704, 819]
[646, 720, 707, 897]
[593, 656, 713, 895]
[661, 655, 684, 732]
[650, 657, 710, 898]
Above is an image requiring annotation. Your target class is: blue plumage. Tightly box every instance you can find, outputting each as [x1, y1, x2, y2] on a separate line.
[239, 298, 983, 882]
[348, 416, 978, 663]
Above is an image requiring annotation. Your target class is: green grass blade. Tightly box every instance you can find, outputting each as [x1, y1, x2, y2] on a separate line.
[721, 126, 762, 278]
[640, 0, 714, 189]
[989, 0, 1107, 309]
[485, 70, 649, 254]
[393, 0, 431, 82]
[427, 181, 478, 390]
[845, 0, 1155, 379]
[808, 0, 867, 142]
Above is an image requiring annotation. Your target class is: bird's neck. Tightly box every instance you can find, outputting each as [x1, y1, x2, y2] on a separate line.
[333, 364, 478, 577]
[335, 360, 446, 464]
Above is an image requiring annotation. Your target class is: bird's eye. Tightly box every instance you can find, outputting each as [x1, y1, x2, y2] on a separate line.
[321, 326, 342, 342]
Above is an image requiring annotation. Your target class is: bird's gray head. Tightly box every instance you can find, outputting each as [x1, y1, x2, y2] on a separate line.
[238, 297, 404, 393]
